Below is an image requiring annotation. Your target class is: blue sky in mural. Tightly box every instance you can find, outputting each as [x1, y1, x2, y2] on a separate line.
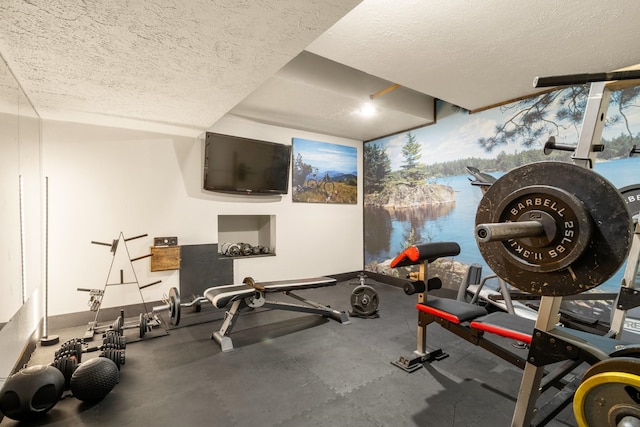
[292, 138, 357, 174]
[369, 94, 640, 171]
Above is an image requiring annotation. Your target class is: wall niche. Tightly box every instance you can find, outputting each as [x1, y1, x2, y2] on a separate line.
[217, 215, 275, 258]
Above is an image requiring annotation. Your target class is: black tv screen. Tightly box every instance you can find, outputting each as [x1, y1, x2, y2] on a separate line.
[203, 132, 292, 195]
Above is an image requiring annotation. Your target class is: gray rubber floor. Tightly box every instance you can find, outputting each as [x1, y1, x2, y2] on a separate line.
[1, 280, 579, 426]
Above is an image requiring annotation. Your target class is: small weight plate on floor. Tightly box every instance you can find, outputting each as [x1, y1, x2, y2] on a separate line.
[139, 313, 147, 338]
[169, 287, 181, 326]
[350, 285, 379, 316]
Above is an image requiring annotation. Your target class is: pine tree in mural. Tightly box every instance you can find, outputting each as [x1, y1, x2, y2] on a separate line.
[364, 143, 391, 192]
[610, 86, 640, 136]
[400, 132, 424, 184]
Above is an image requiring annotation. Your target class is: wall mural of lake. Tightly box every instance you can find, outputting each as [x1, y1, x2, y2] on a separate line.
[364, 86, 640, 298]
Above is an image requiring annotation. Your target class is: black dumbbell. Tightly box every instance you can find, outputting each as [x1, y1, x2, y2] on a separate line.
[103, 331, 126, 348]
[100, 349, 125, 370]
[51, 356, 78, 389]
[55, 341, 125, 364]
[55, 342, 84, 363]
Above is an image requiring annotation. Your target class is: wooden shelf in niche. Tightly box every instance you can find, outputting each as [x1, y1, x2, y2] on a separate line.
[218, 215, 276, 258]
[150, 246, 181, 271]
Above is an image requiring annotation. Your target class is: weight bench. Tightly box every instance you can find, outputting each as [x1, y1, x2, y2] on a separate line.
[390, 243, 538, 371]
[411, 285, 640, 363]
[203, 276, 350, 352]
[392, 233, 639, 426]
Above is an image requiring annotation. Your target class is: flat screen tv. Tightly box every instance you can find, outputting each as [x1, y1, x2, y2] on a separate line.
[203, 132, 292, 195]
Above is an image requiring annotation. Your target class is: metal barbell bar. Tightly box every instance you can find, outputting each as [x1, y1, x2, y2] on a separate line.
[476, 221, 544, 242]
[151, 287, 207, 326]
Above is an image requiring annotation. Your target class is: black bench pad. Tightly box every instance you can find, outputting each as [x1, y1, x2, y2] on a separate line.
[416, 297, 488, 324]
[204, 277, 336, 309]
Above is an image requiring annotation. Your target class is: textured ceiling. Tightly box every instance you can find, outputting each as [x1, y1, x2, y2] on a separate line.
[0, 0, 361, 136]
[309, 0, 640, 113]
[2, 1, 640, 141]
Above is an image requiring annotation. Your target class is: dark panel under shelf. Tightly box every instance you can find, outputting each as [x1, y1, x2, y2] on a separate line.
[179, 244, 233, 298]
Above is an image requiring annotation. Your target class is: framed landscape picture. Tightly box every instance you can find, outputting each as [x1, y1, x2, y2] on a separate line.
[291, 138, 357, 204]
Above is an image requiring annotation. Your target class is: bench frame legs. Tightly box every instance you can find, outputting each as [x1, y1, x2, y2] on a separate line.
[392, 262, 447, 372]
[212, 290, 350, 352]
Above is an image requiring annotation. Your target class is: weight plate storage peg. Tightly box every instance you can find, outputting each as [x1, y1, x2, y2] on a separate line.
[475, 161, 633, 296]
[169, 287, 181, 326]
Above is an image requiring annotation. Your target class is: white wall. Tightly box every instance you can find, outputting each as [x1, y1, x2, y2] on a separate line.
[0, 56, 44, 382]
[42, 115, 363, 317]
[0, 111, 22, 323]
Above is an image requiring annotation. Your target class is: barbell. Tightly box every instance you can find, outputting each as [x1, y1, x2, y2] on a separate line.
[152, 287, 183, 326]
[473, 162, 640, 426]
[474, 161, 633, 297]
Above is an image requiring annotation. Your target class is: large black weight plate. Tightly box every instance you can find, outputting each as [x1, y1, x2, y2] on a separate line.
[620, 184, 640, 220]
[491, 185, 592, 273]
[350, 285, 379, 316]
[476, 162, 633, 296]
[169, 287, 181, 326]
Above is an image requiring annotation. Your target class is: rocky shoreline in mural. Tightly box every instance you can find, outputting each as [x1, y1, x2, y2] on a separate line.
[364, 181, 461, 288]
[364, 182, 456, 208]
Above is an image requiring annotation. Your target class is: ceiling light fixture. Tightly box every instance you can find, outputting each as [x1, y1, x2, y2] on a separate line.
[358, 83, 402, 117]
[359, 102, 377, 117]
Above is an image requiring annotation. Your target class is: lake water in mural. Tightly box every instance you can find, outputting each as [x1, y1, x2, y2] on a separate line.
[364, 157, 639, 293]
